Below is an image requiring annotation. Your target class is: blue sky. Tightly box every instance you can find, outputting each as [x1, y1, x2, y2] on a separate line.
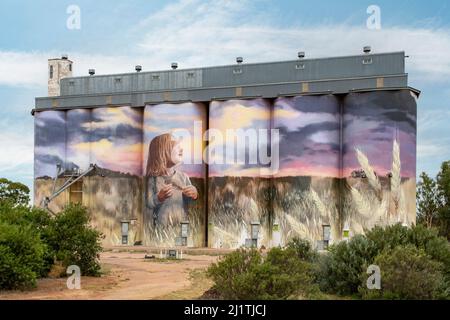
[1, 0, 450, 194]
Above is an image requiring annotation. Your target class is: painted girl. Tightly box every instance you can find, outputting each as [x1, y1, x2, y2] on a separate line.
[145, 133, 198, 227]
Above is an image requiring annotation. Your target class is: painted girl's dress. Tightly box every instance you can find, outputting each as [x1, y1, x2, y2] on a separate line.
[146, 170, 194, 226]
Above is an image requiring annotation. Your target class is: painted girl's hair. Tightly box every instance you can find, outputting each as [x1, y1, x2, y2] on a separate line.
[146, 133, 176, 176]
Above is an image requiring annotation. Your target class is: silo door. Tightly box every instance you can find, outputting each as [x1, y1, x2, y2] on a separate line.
[121, 222, 129, 245]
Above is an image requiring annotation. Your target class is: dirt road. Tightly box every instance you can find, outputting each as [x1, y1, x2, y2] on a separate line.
[0, 251, 220, 300]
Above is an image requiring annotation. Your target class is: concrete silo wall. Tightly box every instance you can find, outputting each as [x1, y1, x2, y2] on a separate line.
[34, 110, 68, 213]
[273, 95, 341, 247]
[142, 103, 207, 247]
[33, 90, 417, 248]
[342, 90, 417, 236]
[207, 99, 272, 249]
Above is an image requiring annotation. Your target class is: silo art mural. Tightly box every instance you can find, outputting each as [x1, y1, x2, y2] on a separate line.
[33, 90, 417, 248]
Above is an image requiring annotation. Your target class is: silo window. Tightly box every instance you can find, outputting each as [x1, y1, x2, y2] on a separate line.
[187, 72, 195, 78]
[49, 65, 54, 79]
[233, 68, 243, 74]
[69, 64, 72, 72]
[152, 75, 160, 81]
[362, 57, 373, 65]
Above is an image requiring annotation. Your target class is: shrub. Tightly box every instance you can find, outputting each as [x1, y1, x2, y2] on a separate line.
[365, 223, 410, 252]
[207, 248, 261, 299]
[0, 222, 45, 290]
[316, 235, 378, 295]
[359, 246, 447, 300]
[45, 203, 102, 276]
[0, 203, 53, 277]
[366, 224, 450, 284]
[208, 247, 319, 299]
[286, 237, 318, 262]
[319, 224, 450, 297]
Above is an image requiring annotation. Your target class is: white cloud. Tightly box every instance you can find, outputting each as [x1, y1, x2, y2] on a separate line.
[2, 0, 450, 87]
[134, 0, 450, 82]
[0, 130, 34, 172]
[1, 0, 450, 182]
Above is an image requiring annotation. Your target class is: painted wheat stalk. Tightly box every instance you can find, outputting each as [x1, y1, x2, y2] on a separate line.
[310, 188, 328, 219]
[286, 214, 310, 239]
[376, 195, 389, 225]
[213, 226, 237, 243]
[355, 148, 382, 199]
[390, 140, 401, 213]
[398, 189, 408, 225]
[350, 187, 372, 218]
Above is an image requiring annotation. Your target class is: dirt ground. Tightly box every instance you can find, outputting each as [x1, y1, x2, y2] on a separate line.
[0, 251, 220, 300]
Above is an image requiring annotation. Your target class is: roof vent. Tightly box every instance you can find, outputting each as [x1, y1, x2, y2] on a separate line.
[61, 54, 69, 60]
[171, 62, 178, 70]
[298, 51, 305, 59]
[236, 57, 243, 64]
[88, 69, 95, 76]
[363, 46, 372, 54]
[135, 65, 142, 72]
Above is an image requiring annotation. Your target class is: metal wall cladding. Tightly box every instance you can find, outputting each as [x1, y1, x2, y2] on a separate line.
[143, 102, 207, 247]
[59, 52, 405, 96]
[342, 90, 417, 233]
[61, 70, 203, 95]
[273, 95, 341, 246]
[208, 99, 272, 249]
[66, 109, 91, 172]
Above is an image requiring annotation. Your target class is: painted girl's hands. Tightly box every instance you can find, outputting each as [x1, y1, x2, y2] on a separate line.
[157, 184, 173, 203]
[182, 185, 198, 200]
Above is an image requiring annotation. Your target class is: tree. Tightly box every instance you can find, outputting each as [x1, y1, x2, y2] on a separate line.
[417, 172, 441, 228]
[0, 178, 30, 206]
[437, 161, 450, 205]
[437, 161, 450, 239]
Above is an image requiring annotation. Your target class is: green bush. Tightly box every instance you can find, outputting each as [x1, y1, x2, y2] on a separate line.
[45, 203, 102, 276]
[318, 224, 450, 297]
[0, 201, 102, 289]
[359, 246, 447, 300]
[207, 247, 319, 300]
[286, 237, 318, 262]
[0, 222, 46, 290]
[317, 235, 378, 295]
[0, 203, 53, 277]
[366, 224, 450, 283]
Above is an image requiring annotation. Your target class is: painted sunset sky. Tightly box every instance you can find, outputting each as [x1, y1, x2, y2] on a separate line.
[274, 95, 340, 178]
[35, 106, 143, 177]
[208, 99, 272, 177]
[143, 103, 206, 178]
[343, 90, 417, 178]
[35, 92, 416, 180]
